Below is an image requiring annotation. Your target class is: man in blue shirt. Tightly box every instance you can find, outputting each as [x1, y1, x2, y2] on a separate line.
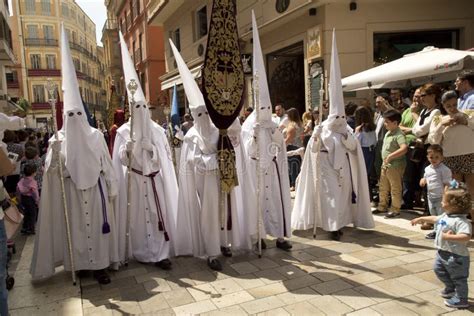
[455, 70, 474, 111]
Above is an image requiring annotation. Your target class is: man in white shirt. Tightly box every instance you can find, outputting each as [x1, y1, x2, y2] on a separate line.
[455, 70, 474, 111]
[273, 104, 289, 131]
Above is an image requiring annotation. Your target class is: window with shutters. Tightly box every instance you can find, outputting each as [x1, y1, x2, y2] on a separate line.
[41, 0, 51, 15]
[30, 54, 41, 69]
[195, 5, 208, 40]
[27, 25, 38, 38]
[61, 2, 69, 17]
[25, 0, 35, 14]
[43, 25, 53, 39]
[33, 85, 45, 103]
[46, 54, 56, 69]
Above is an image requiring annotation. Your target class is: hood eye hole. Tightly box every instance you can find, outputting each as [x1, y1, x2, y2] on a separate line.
[342, 116, 345, 119]
[143, 104, 147, 108]
[135, 104, 140, 108]
[205, 111, 208, 115]
[198, 113, 202, 117]
[77, 112, 82, 115]
[336, 116, 340, 119]
[260, 107, 265, 110]
[68, 112, 74, 117]
[268, 106, 271, 109]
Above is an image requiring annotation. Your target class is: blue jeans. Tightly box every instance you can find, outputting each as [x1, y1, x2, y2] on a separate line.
[0, 219, 8, 315]
[434, 250, 470, 301]
[429, 197, 443, 230]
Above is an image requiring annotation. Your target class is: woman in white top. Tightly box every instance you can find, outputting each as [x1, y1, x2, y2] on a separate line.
[428, 90, 474, 218]
[412, 83, 443, 142]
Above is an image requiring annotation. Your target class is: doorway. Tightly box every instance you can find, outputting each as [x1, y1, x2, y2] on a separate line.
[267, 42, 305, 116]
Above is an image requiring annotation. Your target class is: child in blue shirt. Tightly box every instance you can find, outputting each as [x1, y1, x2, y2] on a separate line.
[411, 180, 471, 309]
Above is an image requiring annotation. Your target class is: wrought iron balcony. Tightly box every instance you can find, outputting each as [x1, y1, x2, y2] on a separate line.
[25, 38, 58, 46]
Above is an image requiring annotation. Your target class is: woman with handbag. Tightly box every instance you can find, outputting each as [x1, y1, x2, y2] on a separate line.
[412, 83, 444, 222]
[428, 90, 474, 220]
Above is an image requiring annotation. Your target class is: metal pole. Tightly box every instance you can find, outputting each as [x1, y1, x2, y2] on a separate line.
[164, 106, 177, 175]
[125, 79, 138, 265]
[46, 79, 76, 285]
[253, 71, 263, 258]
[313, 74, 325, 238]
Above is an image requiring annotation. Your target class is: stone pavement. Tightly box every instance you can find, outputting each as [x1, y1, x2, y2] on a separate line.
[7, 211, 474, 315]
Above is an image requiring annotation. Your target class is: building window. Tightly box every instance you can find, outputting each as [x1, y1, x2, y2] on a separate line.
[25, 0, 35, 14]
[27, 25, 38, 38]
[30, 54, 41, 69]
[46, 54, 56, 69]
[33, 85, 45, 103]
[170, 28, 180, 52]
[41, 0, 51, 15]
[73, 58, 80, 71]
[61, 2, 69, 17]
[140, 72, 146, 90]
[43, 25, 53, 39]
[195, 6, 208, 40]
[373, 29, 460, 65]
[139, 33, 143, 61]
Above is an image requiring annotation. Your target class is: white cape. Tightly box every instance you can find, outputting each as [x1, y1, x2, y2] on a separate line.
[30, 130, 119, 279]
[174, 127, 251, 258]
[112, 121, 178, 263]
[292, 128, 374, 231]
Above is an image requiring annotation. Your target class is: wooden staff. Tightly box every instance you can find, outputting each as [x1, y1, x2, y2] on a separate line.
[46, 79, 76, 285]
[125, 79, 138, 265]
[313, 74, 325, 238]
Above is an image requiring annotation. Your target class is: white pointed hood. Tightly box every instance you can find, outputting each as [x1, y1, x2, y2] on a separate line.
[60, 24, 101, 190]
[321, 29, 348, 169]
[119, 31, 156, 174]
[169, 39, 218, 153]
[242, 10, 276, 132]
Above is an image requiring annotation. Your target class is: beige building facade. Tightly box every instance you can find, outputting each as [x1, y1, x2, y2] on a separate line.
[0, 0, 16, 115]
[148, 0, 474, 116]
[10, 0, 107, 128]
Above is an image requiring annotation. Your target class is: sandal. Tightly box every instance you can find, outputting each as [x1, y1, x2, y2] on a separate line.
[93, 269, 111, 285]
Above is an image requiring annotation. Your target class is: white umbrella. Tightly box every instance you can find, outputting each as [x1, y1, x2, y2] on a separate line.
[342, 46, 474, 91]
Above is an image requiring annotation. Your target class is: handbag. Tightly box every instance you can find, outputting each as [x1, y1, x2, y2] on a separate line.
[1, 198, 23, 240]
[409, 138, 426, 163]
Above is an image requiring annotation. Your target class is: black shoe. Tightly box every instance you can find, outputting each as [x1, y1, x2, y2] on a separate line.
[155, 258, 172, 270]
[255, 239, 267, 251]
[384, 211, 400, 219]
[330, 231, 341, 241]
[372, 209, 385, 215]
[93, 269, 111, 285]
[425, 231, 436, 240]
[207, 258, 222, 271]
[220, 246, 232, 257]
[276, 240, 292, 251]
[76, 270, 90, 278]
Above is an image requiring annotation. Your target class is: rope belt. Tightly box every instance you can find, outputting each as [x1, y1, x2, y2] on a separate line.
[97, 178, 110, 234]
[131, 168, 169, 242]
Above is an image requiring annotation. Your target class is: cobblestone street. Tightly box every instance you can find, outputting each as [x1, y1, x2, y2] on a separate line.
[6, 210, 474, 315]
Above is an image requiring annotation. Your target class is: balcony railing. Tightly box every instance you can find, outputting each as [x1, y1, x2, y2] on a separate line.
[103, 19, 117, 31]
[7, 81, 19, 89]
[25, 38, 58, 47]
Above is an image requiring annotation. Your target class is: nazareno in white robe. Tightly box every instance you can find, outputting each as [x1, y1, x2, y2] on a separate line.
[242, 122, 292, 240]
[174, 124, 251, 258]
[30, 130, 119, 280]
[112, 121, 178, 263]
[291, 125, 374, 232]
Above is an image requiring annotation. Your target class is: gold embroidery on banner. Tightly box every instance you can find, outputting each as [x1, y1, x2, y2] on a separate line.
[202, 0, 244, 116]
[218, 145, 239, 193]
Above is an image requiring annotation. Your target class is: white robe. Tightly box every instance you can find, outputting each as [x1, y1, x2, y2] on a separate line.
[292, 126, 374, 232]
[30, 130, 119, 280]
[113, 122, 178, 263]
[242, 124, 292, 239]
[174, 127, 250, 258]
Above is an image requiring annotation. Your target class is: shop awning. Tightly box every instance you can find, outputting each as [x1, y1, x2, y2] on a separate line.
[161, 65, 202, 90]
[341, 47, 474, 91]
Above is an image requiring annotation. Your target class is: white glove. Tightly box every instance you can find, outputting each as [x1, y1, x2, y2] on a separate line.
[125, 140, 134, 152]
[50, 140, 62, 153]
[341, 133, 357, 151]
[271, 128, 284, 145]
[312, 125, 323, 139]
[174, 126, 184, 141]
[141, 139, 153, 152]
